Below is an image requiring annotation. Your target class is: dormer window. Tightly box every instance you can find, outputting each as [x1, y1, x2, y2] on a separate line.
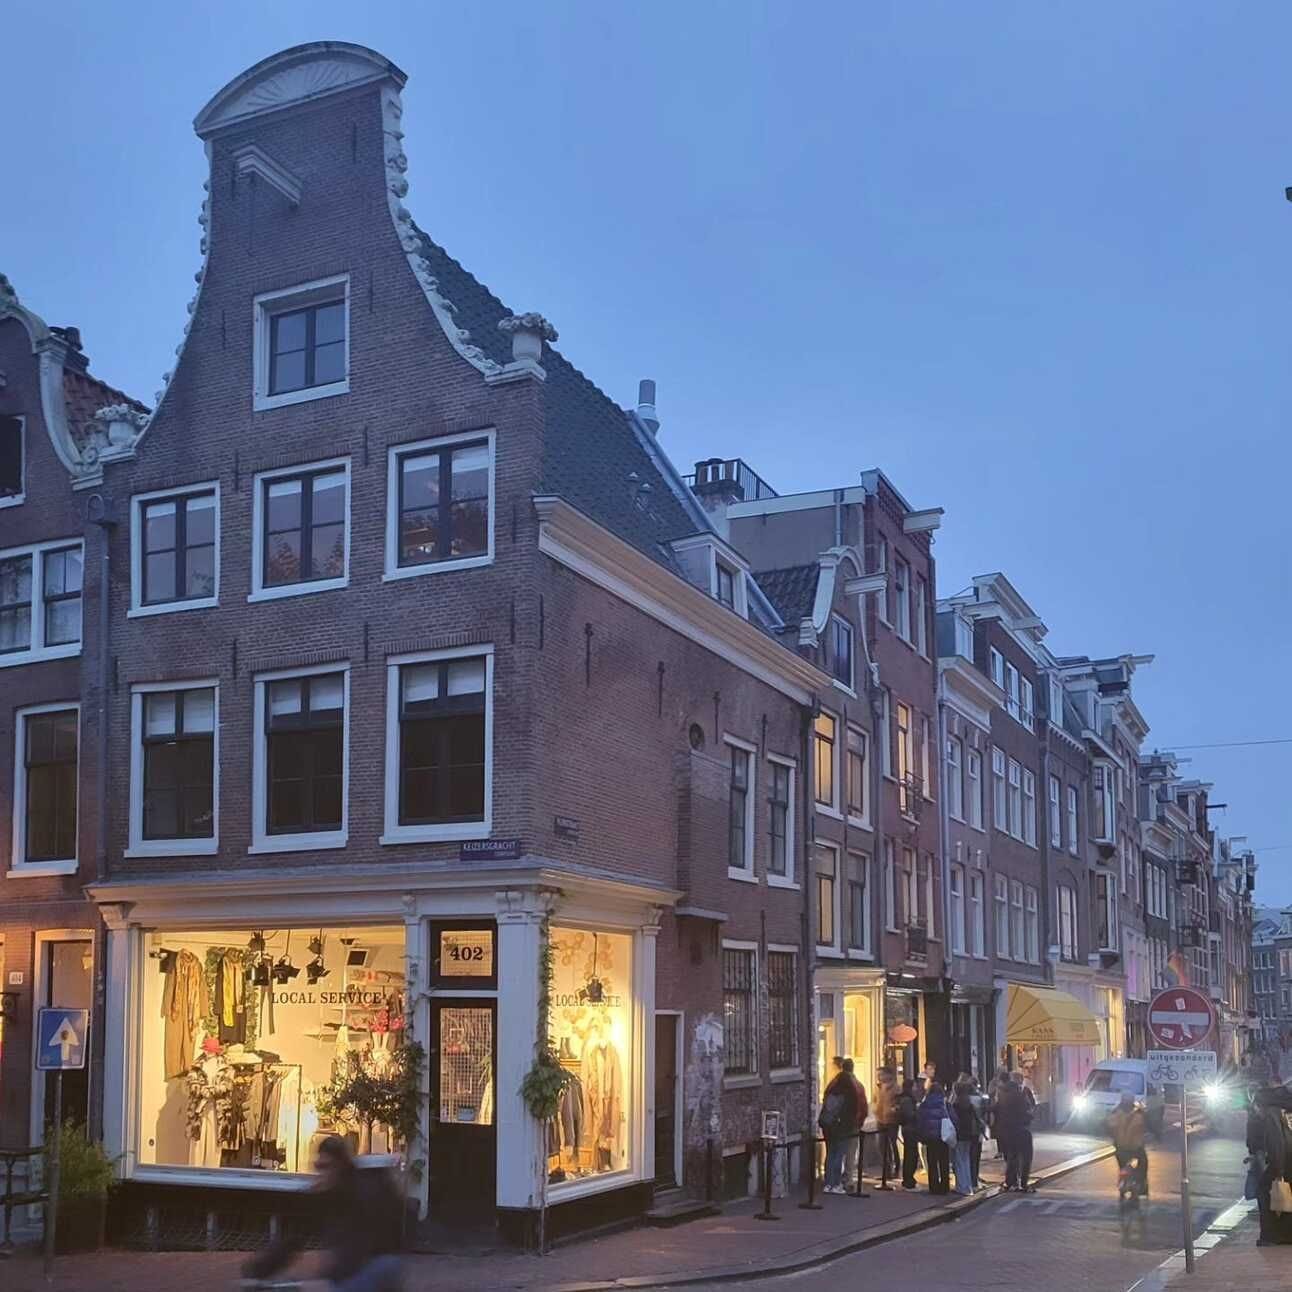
[253, 275, 350, 411]
[716, 561, 736, 609]
[0, 416, 22, 505]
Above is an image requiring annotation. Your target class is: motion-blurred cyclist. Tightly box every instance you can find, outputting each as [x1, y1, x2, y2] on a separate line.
[1108, 1091, 1149, 1198]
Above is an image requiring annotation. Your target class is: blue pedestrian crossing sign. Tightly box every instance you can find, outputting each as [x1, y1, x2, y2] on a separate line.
[36, 1007, 89, 1071]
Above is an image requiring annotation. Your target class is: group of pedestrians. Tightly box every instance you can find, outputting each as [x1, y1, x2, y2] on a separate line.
[819, 1058, 1038, 1198]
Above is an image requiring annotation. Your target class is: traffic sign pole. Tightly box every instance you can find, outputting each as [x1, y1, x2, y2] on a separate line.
[43, 1070, 62, 1277]
[1180, 1087, 1194, 1275]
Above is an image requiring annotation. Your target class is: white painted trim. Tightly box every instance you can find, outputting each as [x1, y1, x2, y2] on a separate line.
[383, 429, 495, 581]
[249, 456, 351, 601]
[723, 733, 757, 880]
[11, 702, 80, 873]
[0, 537, 84, 669]
[250, 662, 350, 854]
[252, 275, 350, 413]
[382, 645, 494, 844]
[813, 706, 841, 815]
[654, 1010, 685, 1187]
[128, 481, 220, 616]
[813, 838, 842, 955]
[767, 752, 797, 886]
[30, 929, 96, 1146]
[126, 679, 220, 857]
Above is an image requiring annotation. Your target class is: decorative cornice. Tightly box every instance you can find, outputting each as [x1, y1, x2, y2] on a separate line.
[232, 144, 302, 207]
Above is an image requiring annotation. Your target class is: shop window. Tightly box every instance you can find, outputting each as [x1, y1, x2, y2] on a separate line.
[387, 433, 493, 578]
[767, 951, 799, 1070]
[134, 486, 218, 612]
[0, 415, 23, 503]
[130, 684, 217, 854]
[15, 704, 79, 869]
[547, 927, 634, 1183]
[722, 944, 756, 1076]
[137, 925, 407, 1174]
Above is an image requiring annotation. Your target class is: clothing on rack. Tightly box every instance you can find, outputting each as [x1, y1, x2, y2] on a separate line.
[547, 1072, 584, 1156]
[582, 1039, 624, 1169]
[163, 949, 210, 1080]
[217, 951, 247, 1044]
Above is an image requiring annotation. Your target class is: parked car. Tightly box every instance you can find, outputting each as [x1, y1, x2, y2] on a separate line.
[1067, 1060, 1166, 1136]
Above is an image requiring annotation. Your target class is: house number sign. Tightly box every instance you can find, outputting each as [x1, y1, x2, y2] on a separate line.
[440, 930, 495, 977]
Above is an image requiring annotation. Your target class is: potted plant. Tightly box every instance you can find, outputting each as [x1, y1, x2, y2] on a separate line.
[45, 1123, 115, 1254]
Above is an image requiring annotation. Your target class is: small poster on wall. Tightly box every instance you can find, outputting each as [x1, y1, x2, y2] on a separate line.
[761, 1110, 783, 1142]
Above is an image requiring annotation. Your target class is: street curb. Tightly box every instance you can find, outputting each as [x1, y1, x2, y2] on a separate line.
[538, 1142, 1121, 1292]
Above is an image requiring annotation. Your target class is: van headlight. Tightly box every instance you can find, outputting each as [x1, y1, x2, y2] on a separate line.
[1072, 1092, 1089, 1112]
[1204, 1083, 1222, 1105]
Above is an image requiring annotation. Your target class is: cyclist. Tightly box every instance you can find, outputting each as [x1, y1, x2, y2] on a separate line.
[243, 1135, 404, 1290]
[1108, 1091, 1149, 1199]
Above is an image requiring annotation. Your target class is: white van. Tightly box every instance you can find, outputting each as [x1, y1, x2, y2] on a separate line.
[1067, 1060, 1166, 1136]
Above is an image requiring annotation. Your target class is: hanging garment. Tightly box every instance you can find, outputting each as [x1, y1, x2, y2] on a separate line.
[549, 1073, 583, 1154]
[163, 949, 211, 1080]
[216, 952, 247, 1044]
[582, 1040, 624, 1165]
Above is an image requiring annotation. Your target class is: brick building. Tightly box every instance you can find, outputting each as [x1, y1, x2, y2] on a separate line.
[3, 42, 840, 1244]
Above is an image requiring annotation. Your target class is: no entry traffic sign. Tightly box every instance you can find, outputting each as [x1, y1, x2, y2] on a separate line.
[1148, 987, 1215, 1050]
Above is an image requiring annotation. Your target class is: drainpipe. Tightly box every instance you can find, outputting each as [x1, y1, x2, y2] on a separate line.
[86, 494, 117, 1142]
[833, 490, 844, 548]
[800, 701, 817, 1130]
[936, 690, 952, 1047]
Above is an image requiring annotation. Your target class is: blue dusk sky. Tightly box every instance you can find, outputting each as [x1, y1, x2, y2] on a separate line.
[5, 4, 1290, 901]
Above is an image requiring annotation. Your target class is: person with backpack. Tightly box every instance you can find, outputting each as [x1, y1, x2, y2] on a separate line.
[951, 1080, 983, 1196]
[819, 1055, 859, 1195]
[897, 1076, 920, 1189]
[917, 1079, 952, 1195]
[842, 1057, 869, 1191]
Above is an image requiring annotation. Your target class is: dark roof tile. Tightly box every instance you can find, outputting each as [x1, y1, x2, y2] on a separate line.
[754, 564, 820, 625]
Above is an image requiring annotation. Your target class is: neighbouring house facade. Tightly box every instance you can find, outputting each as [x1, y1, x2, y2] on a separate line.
[1210, 837, 1256, 1063]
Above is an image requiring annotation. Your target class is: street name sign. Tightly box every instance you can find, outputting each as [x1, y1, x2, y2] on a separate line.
[35, 1007, 88, 1071]
[1146, 1049, 1217, 1087]
[1147, 986, 1215, 1050]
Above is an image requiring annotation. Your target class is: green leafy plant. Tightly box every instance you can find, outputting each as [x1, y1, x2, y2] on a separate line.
[45, 1123, 117, 1201]
[316, 1041, 425, 1151]
[521, 917, 574, 1121]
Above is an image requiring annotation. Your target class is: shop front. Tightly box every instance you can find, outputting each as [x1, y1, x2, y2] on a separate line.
[1001, 982, 1101, 1126]
[949, 987, 995, 1085]
[814, 967, 885, 1103]
[91, 867, 669, 1247]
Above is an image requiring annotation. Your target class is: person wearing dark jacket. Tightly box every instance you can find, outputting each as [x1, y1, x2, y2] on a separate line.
[917, 1080, 951, 1195]
[842, 1058, 869, 1191]
[995, 1075, 1035, 1192]
[820, 1056, 860, 1195]
[244, 1135, 404, 1289]
[897, 1077, 920, 1189]
[1248, 1080, 1292, 1245]
[950, 1082, 982, 1196]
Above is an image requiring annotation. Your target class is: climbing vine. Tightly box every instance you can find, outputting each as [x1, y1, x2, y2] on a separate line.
[520, 916, 573, 1120]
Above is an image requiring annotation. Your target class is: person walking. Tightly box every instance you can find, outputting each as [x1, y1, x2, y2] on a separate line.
[917, 1080, 952, 1196]
[1247, 1076, 1292, 1245]
[996, 1073, 1035, 1192]
[951, 1080, 982, 1196]
[987, 1066, 1011, 1160]
[968, 1075, 988, 1189]
[819, 1055, 859, 1195]
[842, 1058, 869, 1191]
[874, 1066, 901, 1181]
[898, 1077, 920, 1189]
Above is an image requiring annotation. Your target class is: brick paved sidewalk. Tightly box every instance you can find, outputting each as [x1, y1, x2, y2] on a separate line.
[1132, 1203, 1292, 1292]
[0, 1132, 1109, 1292]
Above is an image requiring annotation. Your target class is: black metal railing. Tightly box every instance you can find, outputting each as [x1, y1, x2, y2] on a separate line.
[684, 458, 778, 502]
[906, 922, 929, 961]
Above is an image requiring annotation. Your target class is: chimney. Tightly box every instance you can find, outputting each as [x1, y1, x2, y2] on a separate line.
[51, 326, 89, 373]
[637, 379, 659, 434]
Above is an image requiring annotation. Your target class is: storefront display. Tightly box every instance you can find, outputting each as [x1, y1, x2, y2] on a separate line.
[546, 927, 633, 1186]
[137, 926, 407, 1174]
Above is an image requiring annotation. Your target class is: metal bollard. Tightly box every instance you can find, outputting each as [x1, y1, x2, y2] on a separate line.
[798, 1128, 823, 1210]
[754, 1138, 780, 1221]
[852, 1131, 871, 1198]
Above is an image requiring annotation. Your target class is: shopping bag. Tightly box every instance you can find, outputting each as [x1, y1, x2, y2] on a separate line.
[940, 1116, 957, 1147]
[862, 1114, 878, 1134]
[1270, 1178, 1292, 1214]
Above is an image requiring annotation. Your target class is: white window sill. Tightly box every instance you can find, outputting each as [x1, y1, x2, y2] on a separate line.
[254, 379, 349, 413]
[383, 553, 494, 582]
[125, 839, 219, 859]
[248, 578, 348, 604]
[727, 866, 758, 884]
[380, 821, 490, 845]
[846, 949, 875, 961]
[767, 875, 800, 891]
[723, 1074, 762, 1090]
[816, 946, 845, 959]
[249, 832, 348, 855]
[128, 598, 219, 619]
[846, 815, 873, 832]
[948, 812, 965, 825]
[895, 633, 918, 654]
[831, 681, 858, 699]
[0, 643, 81, 670]
[815, 804, 843, 821]
[770, 1068, 805, 1085]
[7, 860, 78, 878]
[0, 494, 25, 510]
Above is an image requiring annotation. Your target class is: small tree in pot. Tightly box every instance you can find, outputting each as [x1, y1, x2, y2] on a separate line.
[44, 1123, 116, 1254]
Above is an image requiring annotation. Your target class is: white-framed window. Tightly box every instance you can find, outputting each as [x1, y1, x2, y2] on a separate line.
[845, 726, 869, 824]
[767, 755, 796, 885]
[924, 854, 937, 936]
[1048, 774, 1062, 848]
[1010, 880, 1025, 960]
[722, 942, 758, 1077]
[1048, 674, 1064, 725]
[252, 663, 349, 854]
[715, 561, 736, 608]
[875, 535, 890, 623]
[1004, 662, 1020, 722]
[0, 539, 83, 668]
[880, 689, 892, 777]
[1025, 886, 1040, 963]
[250, 457, 350, 602]
[11, 703, 79, 876]
[914, 575, 928, 655]
[384, 430, 495, 581]
[883, 839, 898, 931]
[994, 874, 1010, 959]
[725, 735, 756, 880]
[382, 645, 493, 845]
[1057, 884, 1078, 961]
[129, 482, 219, 616]
[946, 735, 964, 820]
[253, 274, 349, 411]
[829, 615, 855, 690]
[814, 710, 838, 812]
[1020, 678, 1034, 731]
[967, 748, 984, 830]
[1067, 784, 1079, 854]
[894, 556, 910, 640]
[954, 614, 974, 660]
[816, 841, 840, 950]
[949, 863, 966, 954]
[992, 747, 1007, 831]
[1022, 768, 1037, 846]
[896, 702, 915, 813]
[1093, 763, 1115, 842]
[1007, 758, 1022, 839]
[969, 870, 986, 956]
[127, 681, 218, 858]
[990, 647, 1005, 690]
[920, 715, 932, 800]
[1095, 871, 1118, 951]
[847, 851, 872, 955]
[0, 415, 25, 507]
[901, 846, 918, 928]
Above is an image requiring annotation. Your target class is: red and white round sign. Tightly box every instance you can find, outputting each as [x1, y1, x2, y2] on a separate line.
[1148, 987, 1215, 1050]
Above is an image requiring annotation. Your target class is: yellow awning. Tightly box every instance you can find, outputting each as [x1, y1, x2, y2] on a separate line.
[1006, 984, 1101, 1046]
